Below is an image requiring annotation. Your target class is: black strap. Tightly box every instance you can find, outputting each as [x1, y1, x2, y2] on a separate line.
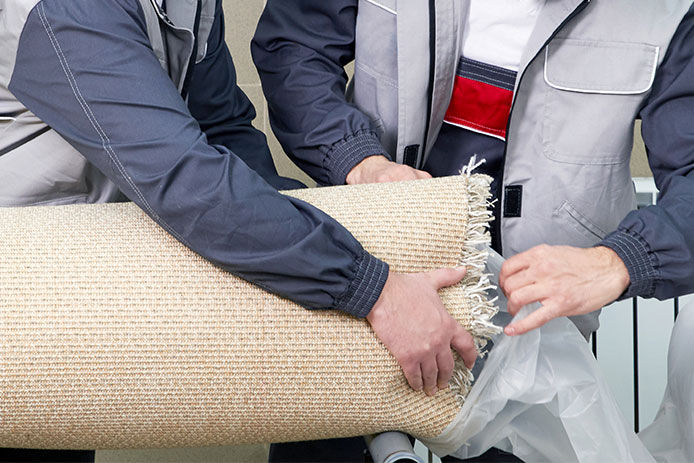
[0, 126, 51, 157]
[503, 185, 523, 218]
[403, 145, 419, 167]
[180, 0, 202, 100]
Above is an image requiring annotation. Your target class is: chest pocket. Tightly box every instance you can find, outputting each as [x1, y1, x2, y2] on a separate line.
[541, 38, 659, 165]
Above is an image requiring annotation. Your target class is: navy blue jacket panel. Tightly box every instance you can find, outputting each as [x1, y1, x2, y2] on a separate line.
[7, 0, 388, 318]
[251, 0, 389, 186]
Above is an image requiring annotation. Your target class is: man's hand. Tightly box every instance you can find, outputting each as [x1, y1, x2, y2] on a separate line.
[366, 268, 477, 396]
[500, 245, 630, 336]
[346, 155, 432, 185]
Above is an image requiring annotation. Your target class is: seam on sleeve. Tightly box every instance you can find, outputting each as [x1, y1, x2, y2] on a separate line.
[37, 3, 192, 249]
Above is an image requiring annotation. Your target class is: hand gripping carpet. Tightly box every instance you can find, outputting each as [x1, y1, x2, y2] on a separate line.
[0, 174, 498, 450]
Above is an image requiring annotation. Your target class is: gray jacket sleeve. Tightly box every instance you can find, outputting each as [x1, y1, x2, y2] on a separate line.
[7, 0, 387, 318]
[251, 0, 389, 186]
[599, 5, 694, 301]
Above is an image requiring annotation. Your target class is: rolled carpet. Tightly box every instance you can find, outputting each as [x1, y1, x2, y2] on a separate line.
[0, 174, 498, 450]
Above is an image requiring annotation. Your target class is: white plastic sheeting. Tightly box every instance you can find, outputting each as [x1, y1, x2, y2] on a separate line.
[638, 300, 694, 462]
[423, 249, 655, 462]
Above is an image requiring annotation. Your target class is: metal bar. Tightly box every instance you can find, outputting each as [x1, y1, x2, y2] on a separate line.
[632, 298, 640, 433]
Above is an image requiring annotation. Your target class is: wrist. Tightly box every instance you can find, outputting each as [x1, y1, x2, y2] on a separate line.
[598, 230, 658, 299]
[324, 130, 388, 185]
[593, 245, 630, 292]
[334, 250, 389, 318]
[365, 272, 393, 323]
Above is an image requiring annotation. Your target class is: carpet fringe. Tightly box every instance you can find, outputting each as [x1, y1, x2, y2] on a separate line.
[450, 157, 502, 405]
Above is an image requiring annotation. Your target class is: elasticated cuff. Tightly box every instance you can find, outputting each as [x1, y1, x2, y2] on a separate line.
[324, 130, 390, 185]
[599, 230, 658, 299]
[334, 250, 389, 318]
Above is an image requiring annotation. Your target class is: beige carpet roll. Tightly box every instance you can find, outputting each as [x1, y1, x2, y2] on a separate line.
[0, 174, 498, 450]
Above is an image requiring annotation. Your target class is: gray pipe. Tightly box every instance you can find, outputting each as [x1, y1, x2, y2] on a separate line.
[365, 249, 507, 463]
[365, 432, 424, 463]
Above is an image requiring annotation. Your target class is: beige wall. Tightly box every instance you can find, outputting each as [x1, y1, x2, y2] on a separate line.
[631, 122, 651, 177]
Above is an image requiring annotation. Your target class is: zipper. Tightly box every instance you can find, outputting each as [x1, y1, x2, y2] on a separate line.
[148, 0, 201, 99]
[149, 0, 175, 27]
[180, 0, 202, 99]
[493, 0, 591, 254]
[419, 0, 437, 169]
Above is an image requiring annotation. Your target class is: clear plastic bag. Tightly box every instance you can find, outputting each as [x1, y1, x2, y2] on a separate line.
[423, 249, 655, 462]
[638, 300, 694, 462]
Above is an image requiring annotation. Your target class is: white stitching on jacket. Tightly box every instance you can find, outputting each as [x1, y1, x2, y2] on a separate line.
[38, 3, 190, 247]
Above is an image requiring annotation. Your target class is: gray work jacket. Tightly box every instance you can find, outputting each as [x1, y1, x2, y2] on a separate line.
[253, 0, 694, 337]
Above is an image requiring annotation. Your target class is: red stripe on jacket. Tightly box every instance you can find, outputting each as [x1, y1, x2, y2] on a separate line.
[444, 76, 513, 140]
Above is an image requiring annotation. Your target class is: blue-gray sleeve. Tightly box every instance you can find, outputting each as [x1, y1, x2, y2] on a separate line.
[599, 5, 694, 300]
[251, 0, 389, 186]
[8, 0, 388, 317]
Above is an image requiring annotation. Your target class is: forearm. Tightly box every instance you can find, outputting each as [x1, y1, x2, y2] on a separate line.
[600, 4, 694, 300]
[8, 0, 388, 316]
[252, 0, 389, 185]
[599, 172, 694, 300]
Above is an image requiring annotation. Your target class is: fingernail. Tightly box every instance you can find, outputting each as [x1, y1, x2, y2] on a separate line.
[426, 388, 436, 396]
[505, 326, 516, 336]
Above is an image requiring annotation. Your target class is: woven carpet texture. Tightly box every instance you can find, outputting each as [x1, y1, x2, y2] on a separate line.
[0, 175, 495, 450]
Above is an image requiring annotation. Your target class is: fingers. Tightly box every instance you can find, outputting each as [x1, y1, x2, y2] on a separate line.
[398, 166, 430, 182]
[402, 359, 424, 392]
[421, 356, 438, 396]
[499, 251, 532, 288]
[375, 165, 428, 183]
[436, 351, 455, 390]
[346, 157, 432, 184]
[429, 267, 467, 289]
[505, 303, 557, 336]
[506, 282, 547, 315]
[451, 326, 477, 370]
[500, 268, 533, 297]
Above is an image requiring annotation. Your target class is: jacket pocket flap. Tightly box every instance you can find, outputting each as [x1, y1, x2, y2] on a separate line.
[544, 38, 659, 95]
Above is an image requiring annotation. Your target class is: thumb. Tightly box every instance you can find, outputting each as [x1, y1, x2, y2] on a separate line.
[451, 325, 477, 370]
[429, 267, 467, 289]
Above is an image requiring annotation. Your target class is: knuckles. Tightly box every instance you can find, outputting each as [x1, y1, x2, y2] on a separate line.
[499, 261, 511, 279]
[536, 260, 554, 276]
[376, 173, 393, 183]
[508, 291, 525, 308]
[533, 244, 551, 256]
